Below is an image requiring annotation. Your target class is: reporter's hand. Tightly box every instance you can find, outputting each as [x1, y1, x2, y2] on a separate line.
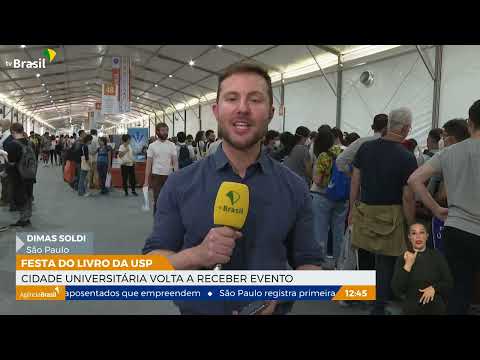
[419, 286, 435, 305]
[256, 300, 278, 315]
[231, 301, 278, 315]
[193, 227, 242, 268]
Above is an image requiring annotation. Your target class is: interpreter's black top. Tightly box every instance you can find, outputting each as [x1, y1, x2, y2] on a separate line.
[391, 248, 453, 315]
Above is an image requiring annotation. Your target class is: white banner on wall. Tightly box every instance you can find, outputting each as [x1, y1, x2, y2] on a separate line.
[101, 83, 119, 114]
[92, 102, 103, 129]
[119, 56, 131, 113]
[112, 57, 120, 86]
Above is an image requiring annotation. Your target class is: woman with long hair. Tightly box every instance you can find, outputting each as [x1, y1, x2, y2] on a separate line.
[311, 127, 348, 267]
[194, 130, 206, 160]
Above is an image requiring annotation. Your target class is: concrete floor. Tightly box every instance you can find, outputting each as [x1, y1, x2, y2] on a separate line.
[0, 164, 370, 315]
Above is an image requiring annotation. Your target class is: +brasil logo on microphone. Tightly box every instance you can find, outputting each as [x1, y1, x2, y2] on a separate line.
[217, 190, 244, 214]
[214, 182, 249, 229]
[226, 191, 240, 206]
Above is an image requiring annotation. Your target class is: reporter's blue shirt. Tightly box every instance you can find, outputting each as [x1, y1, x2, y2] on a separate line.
[143, 143, 322, 315]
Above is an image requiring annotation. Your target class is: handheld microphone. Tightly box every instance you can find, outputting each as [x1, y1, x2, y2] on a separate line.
[212, 181, 249, 270]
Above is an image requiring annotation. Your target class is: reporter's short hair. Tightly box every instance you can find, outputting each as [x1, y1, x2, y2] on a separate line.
[10, 122, 24, 134]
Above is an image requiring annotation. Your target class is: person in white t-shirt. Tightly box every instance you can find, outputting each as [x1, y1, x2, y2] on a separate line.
[118, 134, 138, 197]
[144, 123, 178, 215]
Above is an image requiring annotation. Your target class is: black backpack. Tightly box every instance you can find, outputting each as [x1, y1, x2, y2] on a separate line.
[14, 140, 38, 180]
[178, 145, 193, 168]
[65, 141, 80, 161]
[423, 149, 435, 158]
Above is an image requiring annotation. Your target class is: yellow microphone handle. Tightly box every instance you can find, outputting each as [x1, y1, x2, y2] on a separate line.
[212, 182, 250, 271]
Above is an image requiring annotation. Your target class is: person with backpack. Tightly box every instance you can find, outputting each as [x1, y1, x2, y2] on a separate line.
[4, 123, 37, 227]
[176, 132, 195, 169]
[0, 147, 8, 231]
[144, 123, 178, 215]
[41, 133, 50, 167]
[29, 132, 40, 161]
[311, 127, 349, 268]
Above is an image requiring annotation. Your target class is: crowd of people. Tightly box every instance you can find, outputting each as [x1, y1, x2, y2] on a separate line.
[1, 62, 479, 316]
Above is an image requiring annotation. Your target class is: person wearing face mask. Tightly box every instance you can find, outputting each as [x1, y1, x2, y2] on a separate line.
[423, 129, 442, 162]
[391, 223, 453, 315]
[283, 126, 312, 186]
[262, 130, 280, 156]
[144, 122, 178, 215]
[408, 108, 480, 315]
[271, 131, 295, 163]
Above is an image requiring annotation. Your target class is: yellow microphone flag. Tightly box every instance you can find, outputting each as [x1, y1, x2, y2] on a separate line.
[213, 182, 249, 230]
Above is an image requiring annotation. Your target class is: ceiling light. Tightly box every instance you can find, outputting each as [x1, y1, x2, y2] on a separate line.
[36, 73, 40, 78]
[42, 83, 45, 86]
[217, 45, 223, 48]
[189, 60, 195, 66]
[136, 97, 139, 100]
[169, 74, 173, 78]
[50, 100, 53, 103]
[154, 84, 158, 87]
[46, 90, 49, 93]
[20, 45, 26, 49]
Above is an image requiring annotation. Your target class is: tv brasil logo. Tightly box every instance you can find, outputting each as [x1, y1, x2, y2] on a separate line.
[5, 48, 57, 69]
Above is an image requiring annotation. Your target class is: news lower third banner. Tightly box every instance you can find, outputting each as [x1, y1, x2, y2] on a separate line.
[16, 255, 376, 302]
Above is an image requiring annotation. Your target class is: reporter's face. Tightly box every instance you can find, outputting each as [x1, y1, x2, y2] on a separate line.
[408, 224, 428, 251]
[213, 73, 274, 151]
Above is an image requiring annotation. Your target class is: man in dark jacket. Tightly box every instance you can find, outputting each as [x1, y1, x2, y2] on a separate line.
[4, 123, 36, 227]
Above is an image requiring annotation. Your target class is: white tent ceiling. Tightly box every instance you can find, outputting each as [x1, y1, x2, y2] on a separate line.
[0, 45, 414, 129]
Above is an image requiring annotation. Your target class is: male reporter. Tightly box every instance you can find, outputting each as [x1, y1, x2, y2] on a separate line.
[143, 64, 323, 315]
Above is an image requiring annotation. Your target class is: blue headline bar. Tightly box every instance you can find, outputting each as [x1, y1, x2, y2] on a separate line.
[65, 285, 343, 301]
